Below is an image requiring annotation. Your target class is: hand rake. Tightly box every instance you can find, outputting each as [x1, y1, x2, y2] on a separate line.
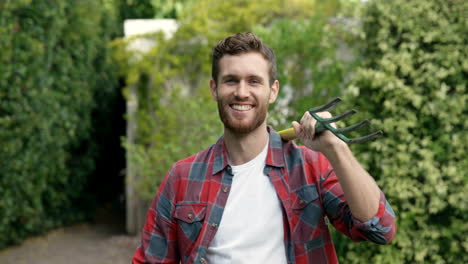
[278, 97, 383, 144]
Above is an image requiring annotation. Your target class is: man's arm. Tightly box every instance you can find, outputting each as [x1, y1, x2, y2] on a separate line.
[320, 142, 380, 221]
[293, 111, 396, 243]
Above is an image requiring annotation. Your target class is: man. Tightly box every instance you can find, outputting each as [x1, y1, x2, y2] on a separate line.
[133, 32, 396, 264]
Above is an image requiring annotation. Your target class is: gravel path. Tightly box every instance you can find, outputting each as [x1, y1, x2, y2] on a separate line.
[0, 223, 140, 264]
[0, 207, 141, 264]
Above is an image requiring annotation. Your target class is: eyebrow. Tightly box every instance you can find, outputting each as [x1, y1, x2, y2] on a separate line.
[220, 74, 264, 81]
[220, 74, 238, 81]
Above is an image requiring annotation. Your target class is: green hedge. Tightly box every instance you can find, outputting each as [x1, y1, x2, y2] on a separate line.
[333, 0, 468, 263]
[0, 0, 119, 248]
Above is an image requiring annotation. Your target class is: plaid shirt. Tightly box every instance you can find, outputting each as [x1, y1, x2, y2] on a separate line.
[133, 128, 396, 264]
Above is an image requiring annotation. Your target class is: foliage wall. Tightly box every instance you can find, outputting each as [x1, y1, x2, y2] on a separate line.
[0, 0, 119, 248]
[116, 0, 347, 200]
[334, 0, 468, 263]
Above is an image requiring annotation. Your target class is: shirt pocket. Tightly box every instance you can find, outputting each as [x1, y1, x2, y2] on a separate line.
[291, 184, 323, 242]
[174, 203, 207, 242]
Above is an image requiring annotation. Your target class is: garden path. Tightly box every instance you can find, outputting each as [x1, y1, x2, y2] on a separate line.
[0, 205, 139, 264]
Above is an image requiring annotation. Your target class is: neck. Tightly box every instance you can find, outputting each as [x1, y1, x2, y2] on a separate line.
[224, 123, 269, 166]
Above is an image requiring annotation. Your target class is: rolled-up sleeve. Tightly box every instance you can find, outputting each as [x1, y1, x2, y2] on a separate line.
[350, 191, 396, 244]
[320, 157, 396, 245]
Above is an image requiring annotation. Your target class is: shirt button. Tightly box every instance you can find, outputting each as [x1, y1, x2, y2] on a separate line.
[188, 213, 193, 219]
[223, 187, 228, 193]
[200, 257, 207, 263]
[299, 200, 305, 204]
[211, 222, 217, 227]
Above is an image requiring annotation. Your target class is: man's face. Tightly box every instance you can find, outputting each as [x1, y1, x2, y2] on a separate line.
[210, 52, 279, 134]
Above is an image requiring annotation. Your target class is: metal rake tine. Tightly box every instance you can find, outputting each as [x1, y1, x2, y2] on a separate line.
[334, 120, 370, 134]
[312, 109, 357, 124]
[347, 130, 383, 144]
[308, 97, 341, 113]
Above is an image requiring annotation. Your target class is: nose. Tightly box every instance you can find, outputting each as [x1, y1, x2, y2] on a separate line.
[234, 80, 249, 99]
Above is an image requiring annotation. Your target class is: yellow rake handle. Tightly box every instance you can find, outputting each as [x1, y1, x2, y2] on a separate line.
[278, 127, 297, 141]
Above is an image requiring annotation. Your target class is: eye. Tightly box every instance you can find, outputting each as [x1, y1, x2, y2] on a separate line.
[249, 79, 261, 85]
[224, 78, 237, 84]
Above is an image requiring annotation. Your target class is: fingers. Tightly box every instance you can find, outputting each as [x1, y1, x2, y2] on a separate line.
[293, 111, 316, 142]
[314, 111, 336, 128]
[294, 111, 334, 142]
[292, 121, 302, 136]
[315, 111, 332, 119]
[301, 112, 316, 139]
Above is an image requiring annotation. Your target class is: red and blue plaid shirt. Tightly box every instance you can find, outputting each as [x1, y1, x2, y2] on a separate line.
[133, 128, 396, 264]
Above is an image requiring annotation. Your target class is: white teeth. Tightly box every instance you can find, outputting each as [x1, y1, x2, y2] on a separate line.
[231, 104, 252, 111]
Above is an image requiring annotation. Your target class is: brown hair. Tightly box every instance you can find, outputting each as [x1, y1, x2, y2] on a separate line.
[211, 32, 277, 85]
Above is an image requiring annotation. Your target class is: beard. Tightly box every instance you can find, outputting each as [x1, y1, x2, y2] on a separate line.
[216, 96, 269, 134]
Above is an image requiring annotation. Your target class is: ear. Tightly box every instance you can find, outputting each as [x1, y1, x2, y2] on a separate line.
[268, 80, 279, 104]
[209, 79, 218, 101]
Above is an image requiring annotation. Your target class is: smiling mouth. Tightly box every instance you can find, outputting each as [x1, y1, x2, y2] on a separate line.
[230, 104, 253, 111]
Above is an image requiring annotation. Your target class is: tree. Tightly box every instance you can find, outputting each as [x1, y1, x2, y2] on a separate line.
[255, 16, 354, 129]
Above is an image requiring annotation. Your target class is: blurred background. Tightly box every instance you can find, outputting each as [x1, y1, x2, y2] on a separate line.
[0, 0, 466, 263]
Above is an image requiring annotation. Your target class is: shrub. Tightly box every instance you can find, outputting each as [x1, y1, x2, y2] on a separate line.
[0, 0, 119, 248]
[334, 0, 468, 263]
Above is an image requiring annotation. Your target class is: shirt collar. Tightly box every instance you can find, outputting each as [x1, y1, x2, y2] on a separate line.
[212, 126, 285, 175]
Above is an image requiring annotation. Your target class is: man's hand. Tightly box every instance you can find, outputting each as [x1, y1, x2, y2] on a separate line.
[292, 111, 347, 154]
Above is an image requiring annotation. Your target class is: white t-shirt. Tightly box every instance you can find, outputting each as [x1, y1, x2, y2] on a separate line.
[205, 141, 287, 263]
